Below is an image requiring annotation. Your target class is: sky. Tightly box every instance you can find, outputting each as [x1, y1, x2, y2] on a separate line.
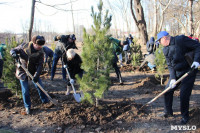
[0, 0, 101, 33]
[0, 0, 137, 34]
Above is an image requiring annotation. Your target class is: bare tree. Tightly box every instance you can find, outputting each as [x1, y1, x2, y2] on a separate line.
[157, 0, 172, 32]
[28, 0, 36, 41]
[188, 0, 194, 34]
[130, 0, 148, 45]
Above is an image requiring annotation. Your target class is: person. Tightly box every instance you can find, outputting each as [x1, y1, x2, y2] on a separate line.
[50, 34, 77, 81]
[62, 49, 83, 95]
[146, 37, 155, 54]
[123, 40, 131, 64]
[10, 35, 49, 114]
[109, 37, 124, 67]
[43, 46, 54, 72]
[109, 37, 123, 84]
[139, 37, 156, 71]
[156, 31, 200, 124]
[0, 43, 6, 78]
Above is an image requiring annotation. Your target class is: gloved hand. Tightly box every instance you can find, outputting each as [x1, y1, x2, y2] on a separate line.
[11, 52, 19, 60]
[63, 64, 67, 68]
[33, 76, 39, 83]
[191, 61, 199, 69]
[70, 79, 74, 84]
[169, 79, 176, 89]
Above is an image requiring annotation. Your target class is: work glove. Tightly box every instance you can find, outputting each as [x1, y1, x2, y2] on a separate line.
[169, 79, 176, 89]
[33, 76, 39, 83]
[191, 61, 199, 69]
[70, 79, 74, 84]
[63, 64, 68, 68]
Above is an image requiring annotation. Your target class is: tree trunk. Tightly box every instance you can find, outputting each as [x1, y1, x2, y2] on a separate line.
[28, 0, 36, 41]
[130, 0, 148, 45]
[153, 0, 158, 38]
[189, 0, 193, 34]
[70, 0, 75, 34]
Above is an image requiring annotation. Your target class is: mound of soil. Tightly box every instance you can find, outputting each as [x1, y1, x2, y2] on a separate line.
[189, 108, 200, 127]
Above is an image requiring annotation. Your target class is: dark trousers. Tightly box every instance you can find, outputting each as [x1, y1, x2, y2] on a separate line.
[112, 62, 122, 82]
[51, 53, 66, 80]
[0, 59, 3, 78]
[164, 69, 198, 119]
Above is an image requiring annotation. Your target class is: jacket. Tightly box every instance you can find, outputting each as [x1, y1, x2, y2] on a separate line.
[54, 35, 77, 56]
[163, 35, 200, 79]
[10, 42, 44, 80]
[63, 54, 83, 79]
[146, 37, 155, 54]
[43, 46, 54, 62]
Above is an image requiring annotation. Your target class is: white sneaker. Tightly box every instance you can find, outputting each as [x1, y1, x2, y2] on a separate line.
[25, 107, 30, 115]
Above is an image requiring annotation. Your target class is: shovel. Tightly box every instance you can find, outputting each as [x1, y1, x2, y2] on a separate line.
[140, 67, 195, 110]
[16, 60, 59, 106]
[60, 42, 83, 102]
[64, 64, 82, 103]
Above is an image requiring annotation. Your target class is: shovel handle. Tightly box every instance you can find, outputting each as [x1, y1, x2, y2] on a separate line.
[146, 72, 190, 105]
[19, 63, 58, 105]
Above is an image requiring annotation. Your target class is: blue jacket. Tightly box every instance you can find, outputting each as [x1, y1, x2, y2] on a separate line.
[163, 35, 200, 79]
[43, 46, 54, 62]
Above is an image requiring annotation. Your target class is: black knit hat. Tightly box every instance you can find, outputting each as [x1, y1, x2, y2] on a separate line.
[32, 35, 45, 45]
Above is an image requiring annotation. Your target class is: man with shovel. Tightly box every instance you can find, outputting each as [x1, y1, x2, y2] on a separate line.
[156, 31, 200, 124]
[10, 35, 49, 114]
[50, 34, 77, 81]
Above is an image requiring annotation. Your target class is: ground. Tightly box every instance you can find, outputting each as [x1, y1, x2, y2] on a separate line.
[0, 43, 200, 133]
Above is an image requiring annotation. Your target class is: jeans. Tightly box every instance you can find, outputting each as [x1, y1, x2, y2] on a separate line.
[51, 53, 66, 80]
[20, 78, 49, 108]
[147, 62, 156, 70]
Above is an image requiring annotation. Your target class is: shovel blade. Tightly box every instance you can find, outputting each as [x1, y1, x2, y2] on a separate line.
[73, 93, 81, 103]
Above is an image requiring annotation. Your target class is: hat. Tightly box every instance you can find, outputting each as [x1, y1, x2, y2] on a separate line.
[67, 49, 76, 59]
[156, 31, 169, 42]
[69, 34, 76, 41]
[32, 35, 45, 45]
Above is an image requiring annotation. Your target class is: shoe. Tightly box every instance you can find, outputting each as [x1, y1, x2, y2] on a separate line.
[180, 117, 189, 124]
[158, 113, 173, 118]
[50, 77, 53, 81]
[25, 107, 30, 115]
[65, 86, 71, 95]
[65, 89, 70, 95]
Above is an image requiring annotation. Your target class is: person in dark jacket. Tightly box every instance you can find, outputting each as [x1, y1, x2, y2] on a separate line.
[156, 31, 200, 124]
[63, 49, 83, 95]
[43, 46, 54, 72]
[51, 34, 77, 81]
[146, 37, 155, 54]
[10, 35, 49, 114]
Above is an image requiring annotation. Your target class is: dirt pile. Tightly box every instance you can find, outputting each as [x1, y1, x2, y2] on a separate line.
[189, 107, 200, 127]
[43, 99, 148, 130]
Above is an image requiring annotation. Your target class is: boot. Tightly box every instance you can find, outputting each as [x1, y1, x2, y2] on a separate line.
[65, 85, 71, 95]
